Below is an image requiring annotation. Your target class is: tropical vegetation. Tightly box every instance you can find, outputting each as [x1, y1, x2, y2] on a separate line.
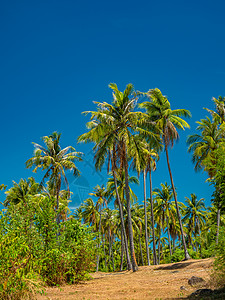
[1, 84, 225, 298]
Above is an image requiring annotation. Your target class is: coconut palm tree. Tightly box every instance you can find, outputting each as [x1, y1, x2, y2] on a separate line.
[107, 170, 140, 268]
[187, 117, 221, 174]
[182, 194, 206, 253]
[4, 177, 39, 206]
[205, 96, 225, 125]
[107, 171, 139, 205]
[26, 132, 82, 224]
[78, 83, 156, 271]
[89, 184, 108, 271]
[153, 183, 176, 259]
[145, 146, 161, 265]
[81, 197, 98, 230]
[101, 207, 117, 271]
[140, 88, 191, 260]
[187, 117, 223, 243]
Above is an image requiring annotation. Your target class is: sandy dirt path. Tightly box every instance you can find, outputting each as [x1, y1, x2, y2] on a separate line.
[37, 258, 213, 300]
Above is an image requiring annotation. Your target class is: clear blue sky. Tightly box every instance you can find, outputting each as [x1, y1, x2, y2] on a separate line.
[1, 0, 225, 209]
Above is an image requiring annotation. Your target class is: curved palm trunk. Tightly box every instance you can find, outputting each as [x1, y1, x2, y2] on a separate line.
[149, 169, 158, 265]
[165, 143, 190, 260]
[216, 208, 220, 245]
[143, 169, 150, 266]
[166, 216, 172, 259]
[124, 149, 138, 272]
[112, 164, 132, 271]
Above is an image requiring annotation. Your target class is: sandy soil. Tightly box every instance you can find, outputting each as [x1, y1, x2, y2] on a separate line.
[37, 258, 213, 300]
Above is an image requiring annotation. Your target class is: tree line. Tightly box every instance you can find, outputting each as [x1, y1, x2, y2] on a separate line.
[1, 84, 225, 298]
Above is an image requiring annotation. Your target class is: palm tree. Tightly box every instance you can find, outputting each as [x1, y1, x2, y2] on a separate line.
[4, 177, 39, 206]
[109, 157, 132, 271]
[153, 183, 176, 259]
[4, 177, 40, 245]
[107, 171, 139, 205]
[73, 206, 83, 222]
[187, 117, 220, 174]
[187, 117, 222, 243]
[26, 132, 82, 224]
[89, 184, 108, 271]
[145, 146, 160, 265]
[205, 96, 225, 124]
[101, 208, 117, 271]
[140, 88, 191, 260]
[182, 194, 206, 253]
[78, 83, 156, 271]
[81, 197, 98, 229]
[142, 168, 150, 265]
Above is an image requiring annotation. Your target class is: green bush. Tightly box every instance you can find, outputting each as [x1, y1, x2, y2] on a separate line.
[211, 228, 225, 288]
[0, 196, 96, 299]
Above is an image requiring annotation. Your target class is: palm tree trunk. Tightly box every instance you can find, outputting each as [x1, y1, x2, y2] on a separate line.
[165, 143, 190, 260]
[149, 168, 157, 265]
[158, 227, 161, 264]
[139, 232, 144, 266]
[109, 231, 115, 272]
[96, 208, 102, 272]
[172, 236, 176, 253]
[56, 191, 60, 225]
[197, 218, 202, 257]
[123, 147, 138, 272]
[120, 227, 124, 271]
[102, 234, 107, 269]
[166, 216, 172, 259]
[112, 160, 131, 270]
[143, 169, 150, 266]
[216, 208, 220, 245]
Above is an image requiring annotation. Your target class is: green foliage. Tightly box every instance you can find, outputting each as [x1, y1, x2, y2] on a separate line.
[170, 248, 202, 262]
[212, 228, 225, 288]
[0, 193, 96, 299]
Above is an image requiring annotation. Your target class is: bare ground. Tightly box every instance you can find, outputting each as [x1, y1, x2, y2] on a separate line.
[37, 258, 214, 300]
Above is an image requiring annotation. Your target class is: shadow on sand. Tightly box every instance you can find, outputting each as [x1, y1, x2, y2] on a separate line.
[184, 287, 225, 299]
[155, 261, 196, 270]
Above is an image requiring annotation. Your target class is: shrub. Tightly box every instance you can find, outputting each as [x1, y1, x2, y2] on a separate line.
[211, 228, 225, 288]
[0, 197, 96, 299]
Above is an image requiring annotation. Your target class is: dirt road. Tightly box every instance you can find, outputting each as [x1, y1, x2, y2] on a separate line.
[37, 258, 213, 299]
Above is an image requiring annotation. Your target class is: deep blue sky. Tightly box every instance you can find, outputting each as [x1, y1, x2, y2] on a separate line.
[1, 0, 225, 208]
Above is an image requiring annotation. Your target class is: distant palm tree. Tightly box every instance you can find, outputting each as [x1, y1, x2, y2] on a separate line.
[153, 183, 176, 259]
[26, 132, 82, 224]
[187, 117, 220, 174]
[205, 96, 225, 124]
[145, 146, 161, 265]
[183, 193, 206, 252]
[187, 117, 222, 243]
[101, 208, 117, 271]
[107, 171, 139, 205]
[89, 184, 108, 271]
[81, 197, 98, 230]
[4, 177, 39, 206]
[140, 88, 191, 260]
